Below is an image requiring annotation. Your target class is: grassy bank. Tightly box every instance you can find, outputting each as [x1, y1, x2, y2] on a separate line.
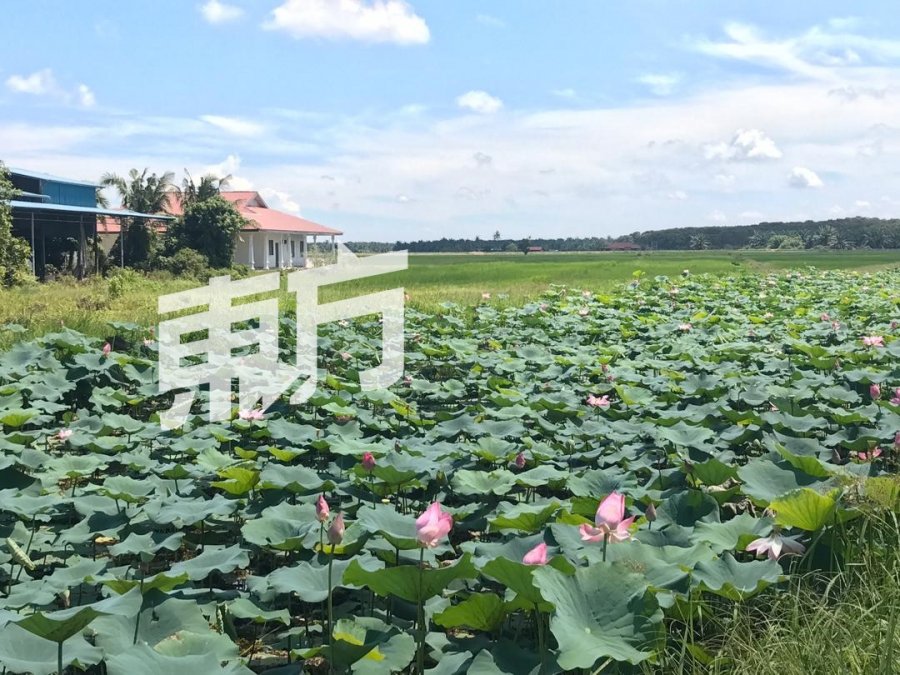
[0, 249, 897, 347]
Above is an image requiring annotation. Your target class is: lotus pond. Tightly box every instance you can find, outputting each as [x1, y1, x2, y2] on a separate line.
[0, 269, 898, 674]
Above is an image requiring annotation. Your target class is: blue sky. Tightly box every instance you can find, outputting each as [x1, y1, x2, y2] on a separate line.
[3, 1, 900, 241]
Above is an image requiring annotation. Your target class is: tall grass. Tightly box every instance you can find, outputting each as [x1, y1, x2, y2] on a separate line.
[651, 491, 900, 675]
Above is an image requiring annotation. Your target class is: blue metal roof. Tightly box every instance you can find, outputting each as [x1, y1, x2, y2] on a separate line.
[15, 191, 51, 202]
[9, 167, 101, 188]
[9, 200, 173, 220]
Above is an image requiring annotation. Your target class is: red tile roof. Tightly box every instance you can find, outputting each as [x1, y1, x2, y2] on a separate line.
[164, 191, 342, 236]
[96, 213, 168, 234]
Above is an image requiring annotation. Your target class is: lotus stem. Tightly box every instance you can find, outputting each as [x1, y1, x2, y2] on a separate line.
[327, 550, 335, 675]
[602, 533, 609, 562]
[57, 641, 63, 675]
[416, 546, 426, 673]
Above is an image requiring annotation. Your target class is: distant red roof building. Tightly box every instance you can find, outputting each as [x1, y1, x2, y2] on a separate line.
[164, 191, 342, 237]
[607, 241, 641, 251]
[526, 246, 544, 252]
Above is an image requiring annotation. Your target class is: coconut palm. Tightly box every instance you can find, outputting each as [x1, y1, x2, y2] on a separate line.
[100, 168, 174, 267]
[178, 170, 231, 207]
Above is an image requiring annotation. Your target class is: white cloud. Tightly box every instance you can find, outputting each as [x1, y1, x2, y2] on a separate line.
[551, 88, 577, 99]
[77, 84, 96, 108]
[6, 69, 57, 95]
[264, 0, 430, 45]
[200, 114, 265, 137]
[788, 166, 824, 188]
[708, 210, 728, 222]
[704, 129, 782, 161]
[260, 187, 301, 213]
[637, 73, 681, 96]
[691, 20, 900, 81]
[200, 0, 244, 24]
[476, 14, 505, 28]
[6, 69, 96, 108]
[456, 90, 503, 114]
[854, 199, 871, 209]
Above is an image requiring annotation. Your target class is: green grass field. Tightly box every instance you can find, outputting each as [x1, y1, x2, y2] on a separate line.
[0, 249, 897, 346]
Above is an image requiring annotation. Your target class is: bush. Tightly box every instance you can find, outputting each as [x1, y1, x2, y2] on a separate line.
[107, 267, 146, 298]
[158, 248, 210, 279]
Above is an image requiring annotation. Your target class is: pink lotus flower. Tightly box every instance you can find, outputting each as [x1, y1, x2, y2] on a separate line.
[894, 431, 900, 447]
[339, 351, 352, 361]
[327, 513, 345, 545]
[870, 384, 882, 400]
[316, 494, 330, 523]
[57, 428, 73, 441]
[820, 312, 830, 322]
[522, 542, 548, 566]
[580, 492, 634, 543]
[889, 388, 900, 406]
[238, 409, 264, 421]
[862, 335, 885, 347]
[891, 320, 898, 330]
[514, 452, 526, 469]
[586, 394, 610, 409]
[578, 308, 589, 317]
[102, 342, 111, 357]
[415, 502, 453, 548]
[858, 447, 882, 462]
[361, 452, 376, 472]
[481, 292, 491, 300]
[831, 321, 841, 331]
[746, 532, 805, 560]
[678, 323, 692, 331]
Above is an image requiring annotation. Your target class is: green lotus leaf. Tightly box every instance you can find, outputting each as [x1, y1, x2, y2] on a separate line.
[770, 488, 841, 531]
[452, 469, 516, 496]
[0, 625, 102, 675]
[13, 587, 141, 643]
[227, 597, 290, 625]
[434, 593, 506, 633]
[692, 554, 784, 601]
[533, 563, 663, 668]
[169, 545, 250, 581]
[344, 554, 477, 603]
[488, 501, 560, 533]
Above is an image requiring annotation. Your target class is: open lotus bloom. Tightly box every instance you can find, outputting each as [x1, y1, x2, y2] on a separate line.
[522, 542, 548, 566]
[862, 335, 885, 347]
[580, 491, 634, 543]
[586, 394, 610, 409]
[416, 502, 453, 548]
[745, 532, 805, 560]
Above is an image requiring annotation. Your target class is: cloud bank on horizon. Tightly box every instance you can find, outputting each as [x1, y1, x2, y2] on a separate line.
[1, 1, 900, 241]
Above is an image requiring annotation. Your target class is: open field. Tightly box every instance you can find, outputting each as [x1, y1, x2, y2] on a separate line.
[0, 250, 897, 347]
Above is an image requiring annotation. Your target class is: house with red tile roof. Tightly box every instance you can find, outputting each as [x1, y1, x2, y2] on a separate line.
[99, 190, 343, 269]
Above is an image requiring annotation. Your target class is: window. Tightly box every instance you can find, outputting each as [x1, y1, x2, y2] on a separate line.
[291, 241, 295, 257]
[268, 240, 274, 255]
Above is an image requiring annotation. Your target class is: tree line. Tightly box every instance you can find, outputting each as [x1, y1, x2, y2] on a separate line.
[346, 218, 900, 254]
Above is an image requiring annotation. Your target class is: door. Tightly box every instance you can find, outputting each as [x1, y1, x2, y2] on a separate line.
[273, 241, 280, 267]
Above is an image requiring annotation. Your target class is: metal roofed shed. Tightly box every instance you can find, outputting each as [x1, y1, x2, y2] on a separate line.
[7, 168, 168, 279]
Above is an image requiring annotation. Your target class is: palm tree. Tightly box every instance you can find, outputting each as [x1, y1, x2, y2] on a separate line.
[178, 170, 231, 207]
[100, 168, 174, 267]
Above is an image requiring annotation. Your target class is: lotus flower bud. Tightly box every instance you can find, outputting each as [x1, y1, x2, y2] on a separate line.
[327, 513, 345, 546]
[514, 452, 526, 469]
[316, 494, 330, 523]
[645, 502, 657, 522]
[362, 452, 376, 473]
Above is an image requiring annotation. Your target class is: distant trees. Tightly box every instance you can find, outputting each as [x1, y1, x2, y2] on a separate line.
[100, 168, 175, 267]
[0, 162, 32, 286]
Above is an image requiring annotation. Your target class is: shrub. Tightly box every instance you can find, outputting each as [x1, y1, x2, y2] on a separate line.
[158, 248, 210, 279]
